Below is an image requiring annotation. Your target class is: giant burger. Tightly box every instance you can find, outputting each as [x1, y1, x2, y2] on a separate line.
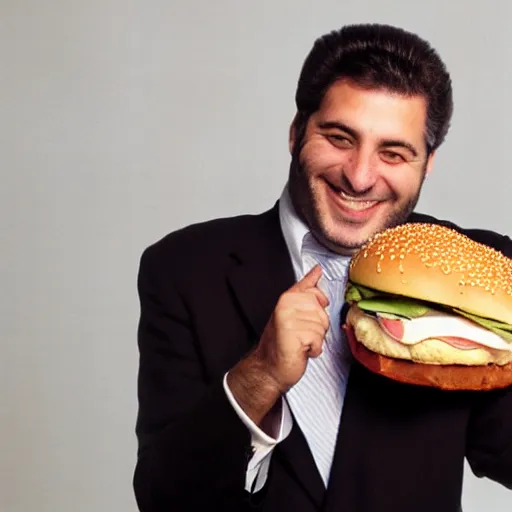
[343, 222, 512, 390]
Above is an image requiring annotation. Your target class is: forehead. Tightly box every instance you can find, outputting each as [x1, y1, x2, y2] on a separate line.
[314, 79, 428, 143]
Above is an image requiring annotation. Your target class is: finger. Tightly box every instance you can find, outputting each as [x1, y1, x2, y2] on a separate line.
[293, 308, 330, 333]
[308, 343, 323, 358]
[279, 291, 328, 313]
[290, 319, 328, 340]
[278, 307, 329, 331]
[306, 287, 330, 308]
[295, 288, 330, 330]
[300, 334, 324, 358]
[291, 264, 323, 292]
[316, 308, 330, 332]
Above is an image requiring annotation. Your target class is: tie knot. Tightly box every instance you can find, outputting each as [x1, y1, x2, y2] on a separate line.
[318, 257, 350, 281]
[301, 233, 351, 281]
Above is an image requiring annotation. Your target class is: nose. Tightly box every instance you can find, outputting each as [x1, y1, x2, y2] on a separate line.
[341, 149, 378, 195]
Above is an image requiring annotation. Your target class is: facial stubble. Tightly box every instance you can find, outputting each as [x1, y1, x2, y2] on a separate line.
[287, 151, 427, 254]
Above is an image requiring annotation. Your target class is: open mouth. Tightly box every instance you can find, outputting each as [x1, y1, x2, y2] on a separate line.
[327, 182, 380, 212]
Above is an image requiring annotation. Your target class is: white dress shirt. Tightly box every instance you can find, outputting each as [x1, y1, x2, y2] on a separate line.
[224, 183, 352, 492]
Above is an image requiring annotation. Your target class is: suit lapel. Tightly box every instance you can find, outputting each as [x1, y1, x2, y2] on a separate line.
[226, 205, 295, 340]
[321, 364, 370, 511]
[274, 416, 326, 509]
[226, 203, 326, 509]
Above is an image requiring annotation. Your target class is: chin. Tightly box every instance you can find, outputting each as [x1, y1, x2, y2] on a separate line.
[318, 214, 390, 253]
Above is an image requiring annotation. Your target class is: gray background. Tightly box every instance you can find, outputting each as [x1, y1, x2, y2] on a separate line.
[1, 1, 511, 511]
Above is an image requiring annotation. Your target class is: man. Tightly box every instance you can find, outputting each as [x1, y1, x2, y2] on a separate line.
[133, 24, 512, 512]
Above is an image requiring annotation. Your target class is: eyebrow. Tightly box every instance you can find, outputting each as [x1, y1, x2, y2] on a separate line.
[318, 121, 419, 158]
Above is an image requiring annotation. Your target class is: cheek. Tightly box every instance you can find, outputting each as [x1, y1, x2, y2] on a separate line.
[301, 143, 347, 176]
[381, 168, 424, 196]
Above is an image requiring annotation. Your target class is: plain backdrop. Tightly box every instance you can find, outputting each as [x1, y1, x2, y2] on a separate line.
[1, 1, 511, 511]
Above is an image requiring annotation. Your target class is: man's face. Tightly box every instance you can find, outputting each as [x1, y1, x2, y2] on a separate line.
[288, 79, 434, 255]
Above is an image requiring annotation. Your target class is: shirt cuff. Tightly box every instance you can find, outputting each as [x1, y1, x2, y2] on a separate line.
[223, 372, 293, 492]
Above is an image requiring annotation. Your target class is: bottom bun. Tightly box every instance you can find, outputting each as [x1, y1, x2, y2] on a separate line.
[344, 323, 512, 391]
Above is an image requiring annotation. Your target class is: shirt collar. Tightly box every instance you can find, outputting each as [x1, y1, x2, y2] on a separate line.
[278, 184, 309, 279]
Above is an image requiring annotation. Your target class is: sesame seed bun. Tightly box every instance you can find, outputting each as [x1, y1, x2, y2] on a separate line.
[349, 223, 512, 325]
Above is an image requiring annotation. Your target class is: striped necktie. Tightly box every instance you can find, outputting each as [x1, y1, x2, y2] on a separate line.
[284, 233, 353, 487]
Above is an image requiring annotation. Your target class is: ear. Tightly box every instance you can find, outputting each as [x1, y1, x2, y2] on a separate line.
[425, 151, 436, 177]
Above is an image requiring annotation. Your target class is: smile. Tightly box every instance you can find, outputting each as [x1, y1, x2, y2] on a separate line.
[327, 183, 381, 213]
[338, 190, 379, 211]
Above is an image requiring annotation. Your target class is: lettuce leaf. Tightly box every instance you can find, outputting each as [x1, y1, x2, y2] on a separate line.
[345, 281, 512, 343]
[357, 297, 431, 319]
[452, 308, 512, 332]
[345, 282, 381, 302]
[345, 282, 432, 318]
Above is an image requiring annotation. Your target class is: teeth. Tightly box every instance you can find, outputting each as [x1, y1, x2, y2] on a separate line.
[340, 199, 377, 211]
[337, 191, 377, 211]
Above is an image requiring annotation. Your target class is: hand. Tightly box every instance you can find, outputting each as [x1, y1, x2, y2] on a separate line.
[227, 265, 329, 428]
[254, 264, 330, 393]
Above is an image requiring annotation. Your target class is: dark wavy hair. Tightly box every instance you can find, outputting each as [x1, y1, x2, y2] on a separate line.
[293, 24, 453, 155]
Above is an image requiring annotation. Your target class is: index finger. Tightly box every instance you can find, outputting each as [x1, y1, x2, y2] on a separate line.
[291, 264, 323, 292]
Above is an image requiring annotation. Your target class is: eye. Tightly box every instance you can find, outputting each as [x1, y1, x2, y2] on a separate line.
[381, 151, 405, 164]
[326, 134, 353, 148]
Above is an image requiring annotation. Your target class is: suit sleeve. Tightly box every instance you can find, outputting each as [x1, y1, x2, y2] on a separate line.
[466, 234, 512, 489]
[466, 387, 512, 489]
[133, 246, 257, 511]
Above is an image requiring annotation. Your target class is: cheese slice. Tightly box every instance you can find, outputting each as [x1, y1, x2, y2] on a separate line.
[377, 311, 512, 352]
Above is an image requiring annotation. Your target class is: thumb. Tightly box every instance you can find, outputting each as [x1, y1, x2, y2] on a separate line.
[292, 264, 323, 292]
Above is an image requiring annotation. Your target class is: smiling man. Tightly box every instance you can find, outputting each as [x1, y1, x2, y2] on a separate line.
[133, 24, 512, 512]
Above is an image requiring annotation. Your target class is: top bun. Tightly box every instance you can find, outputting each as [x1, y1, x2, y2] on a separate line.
[349, 223, 512, 325]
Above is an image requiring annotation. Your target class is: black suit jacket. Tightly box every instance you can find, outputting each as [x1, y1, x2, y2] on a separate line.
[133, 202, 512, 512]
